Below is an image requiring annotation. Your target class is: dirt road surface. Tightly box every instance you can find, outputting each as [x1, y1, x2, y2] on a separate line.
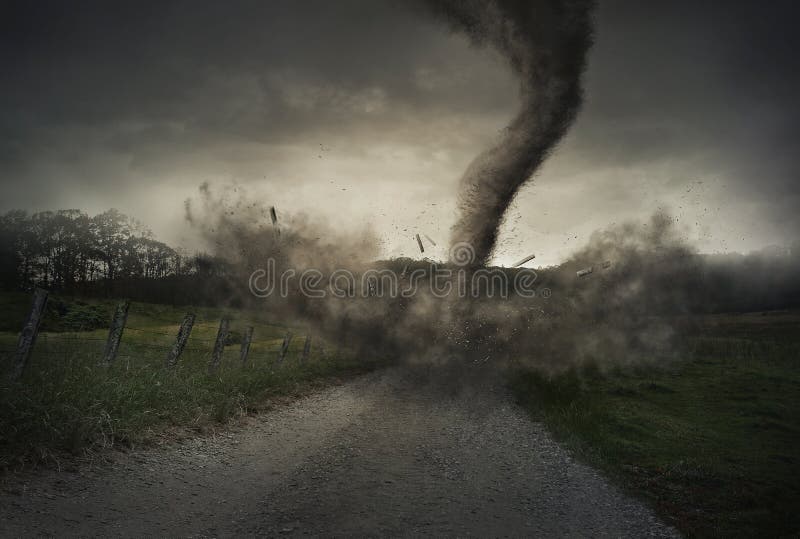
[1, 368, 678, 537]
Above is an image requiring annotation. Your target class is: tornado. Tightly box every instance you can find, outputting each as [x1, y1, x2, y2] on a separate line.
[424, 0, 595, 266]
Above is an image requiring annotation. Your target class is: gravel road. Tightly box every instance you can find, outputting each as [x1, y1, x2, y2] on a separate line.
[0, 367, 678, 537]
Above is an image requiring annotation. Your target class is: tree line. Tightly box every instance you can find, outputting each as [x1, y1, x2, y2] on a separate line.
[2, 207, 798, 313]
[0, 208, 227, 293]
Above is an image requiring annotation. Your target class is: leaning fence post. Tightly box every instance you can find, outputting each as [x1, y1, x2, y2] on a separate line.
[278, 331, 293, 363]
[209, 318, 230, 372]
[166, 313, 195, 367]
[103, 300, 130, 364]
[11, 288, 48, 381]
[240, 326, 254, 364]
[301, 335, 311, 362]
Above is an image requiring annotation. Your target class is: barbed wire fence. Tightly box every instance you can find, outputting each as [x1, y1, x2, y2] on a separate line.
[3, 288, 329, 381]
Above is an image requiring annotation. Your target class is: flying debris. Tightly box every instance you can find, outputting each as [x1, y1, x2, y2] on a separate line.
[513, 253, 536, 267]
[576, 267, 593, 277]
[416, 234, 425, 254]
[423, 234, 437, 247]
[269, 206, 277, 226]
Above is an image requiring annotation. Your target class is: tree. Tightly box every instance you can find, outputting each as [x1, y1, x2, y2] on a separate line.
[0, 207, 184, 291]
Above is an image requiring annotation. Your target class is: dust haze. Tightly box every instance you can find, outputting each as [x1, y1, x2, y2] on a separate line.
[180, 0, 799, 379]
[186, 183, 703, 376]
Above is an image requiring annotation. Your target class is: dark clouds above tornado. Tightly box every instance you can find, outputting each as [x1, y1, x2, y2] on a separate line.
[1, 0, 798, 265]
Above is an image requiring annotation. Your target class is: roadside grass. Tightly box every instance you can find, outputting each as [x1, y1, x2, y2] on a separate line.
[0, 292, 380, 470]
[510, 311, 800, 538]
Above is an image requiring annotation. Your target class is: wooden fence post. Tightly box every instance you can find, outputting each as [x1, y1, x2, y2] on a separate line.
[240, 326, 254, 364]
[209, 318, 229, 372]
[278, 331, 293, 363]
[166, 313, 195, 367]
[301, 335, 311, 362]
[103, 300, 130, 364]
[11, 288, 48, 381]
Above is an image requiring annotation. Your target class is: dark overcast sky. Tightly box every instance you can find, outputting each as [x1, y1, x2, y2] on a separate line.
[1, 0, 798, 265]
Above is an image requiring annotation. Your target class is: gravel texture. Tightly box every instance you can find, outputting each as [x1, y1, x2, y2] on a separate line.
[0, 368, 679, 537]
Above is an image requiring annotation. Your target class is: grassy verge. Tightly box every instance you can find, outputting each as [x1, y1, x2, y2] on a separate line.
[510, 311, 800, 537]
[0, 292, 381, 470]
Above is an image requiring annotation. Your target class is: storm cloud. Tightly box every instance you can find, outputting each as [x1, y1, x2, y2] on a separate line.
[1, 0, 798, 264]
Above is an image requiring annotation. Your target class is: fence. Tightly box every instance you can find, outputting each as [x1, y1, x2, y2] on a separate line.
[3, 288, 324, 382]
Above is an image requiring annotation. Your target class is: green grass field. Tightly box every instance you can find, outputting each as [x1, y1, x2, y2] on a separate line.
[3, 291, 799, 536]
[511, 311, 800, 538]
[0, 292, 379, 469]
